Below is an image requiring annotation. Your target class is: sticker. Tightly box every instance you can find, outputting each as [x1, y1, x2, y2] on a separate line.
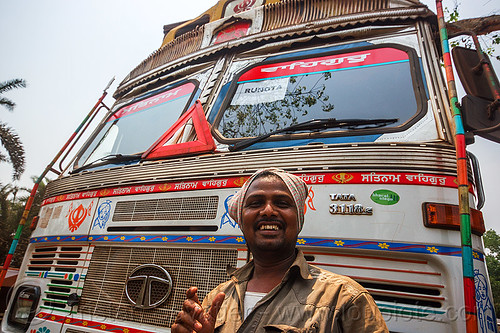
[370, 189, 400, 205]
[231, 77, 289, 105]
[39, 207, 53, 228]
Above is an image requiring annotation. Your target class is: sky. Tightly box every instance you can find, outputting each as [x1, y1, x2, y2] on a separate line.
[0, 0, 499, 232]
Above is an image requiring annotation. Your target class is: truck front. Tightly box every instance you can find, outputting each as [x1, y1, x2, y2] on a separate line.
[3, 1, 497, 333]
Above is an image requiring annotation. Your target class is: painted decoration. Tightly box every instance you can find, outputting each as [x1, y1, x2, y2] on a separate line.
[370, 189, 400, 205]
[237, 48, 409, 83]
[41, 172, 462, 206]
[233, 0, 256, 13]
[214, 21, 251, 44]
[66, 201, 93, 232]
[304, 187, 316, 214]
[93, 200, 112, 230]
[28, 234, 485, 261]
[220, 194, 238, 228]
[474, 269, 498, 333]
[30, 327, 50, 333]
[109, 83, 195, 122]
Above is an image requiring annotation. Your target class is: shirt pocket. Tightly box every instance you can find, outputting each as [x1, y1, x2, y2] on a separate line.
[264, 323, 319, 333]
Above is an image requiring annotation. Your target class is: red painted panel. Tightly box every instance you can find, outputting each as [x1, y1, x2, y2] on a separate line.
[110, 82, 196, 121]
[238, 48, 409, 82]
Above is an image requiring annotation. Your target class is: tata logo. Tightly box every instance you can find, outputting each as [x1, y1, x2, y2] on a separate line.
[125, 264, 172, 309]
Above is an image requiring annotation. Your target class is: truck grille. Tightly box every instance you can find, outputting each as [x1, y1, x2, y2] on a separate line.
[304, 250, 448, 318]
[25, 245, 91, 313]
[78, 246, 238, 328]
[113, 196, 219, 222]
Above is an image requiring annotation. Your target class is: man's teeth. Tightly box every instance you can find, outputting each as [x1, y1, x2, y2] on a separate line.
[260, 225, 279, 230]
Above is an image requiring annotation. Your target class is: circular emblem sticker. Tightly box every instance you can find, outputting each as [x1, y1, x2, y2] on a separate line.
[370, 190, 400, 205]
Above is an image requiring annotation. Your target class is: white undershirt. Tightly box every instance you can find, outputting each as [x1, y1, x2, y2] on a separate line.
[244, 291, 266, 320]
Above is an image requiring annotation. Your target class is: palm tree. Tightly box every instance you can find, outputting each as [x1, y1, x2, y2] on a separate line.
[0, 79, 26, 180]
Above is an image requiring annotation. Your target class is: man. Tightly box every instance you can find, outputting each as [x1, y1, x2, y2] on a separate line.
[172, 168, 388, 332]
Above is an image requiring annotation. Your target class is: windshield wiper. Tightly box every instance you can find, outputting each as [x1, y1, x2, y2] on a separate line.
[72, 153, 142, 173]
[228, 118, 398, 152]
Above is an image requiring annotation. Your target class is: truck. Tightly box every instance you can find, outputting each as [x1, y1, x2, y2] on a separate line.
[2, 0, 499, 332]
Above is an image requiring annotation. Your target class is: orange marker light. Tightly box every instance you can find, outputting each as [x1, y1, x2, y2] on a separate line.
[423, 202, 485, 235]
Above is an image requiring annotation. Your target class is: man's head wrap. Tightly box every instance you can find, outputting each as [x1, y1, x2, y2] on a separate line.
[227, 168, 308, 232]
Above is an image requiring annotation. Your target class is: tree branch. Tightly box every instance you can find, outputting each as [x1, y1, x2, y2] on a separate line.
[447, 15, 500, 37]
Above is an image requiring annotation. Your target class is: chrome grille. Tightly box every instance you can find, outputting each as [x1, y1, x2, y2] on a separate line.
[263, 0, 390, 31]
[79, 246, 238, 328]
[127, 26, 205, 82]
[65, 329, 86, 333]
[304, 250, 448, 316]
[113, 196, 219, 222]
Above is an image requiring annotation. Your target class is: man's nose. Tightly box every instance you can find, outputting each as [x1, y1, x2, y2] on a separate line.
[260, 201, 276, 216]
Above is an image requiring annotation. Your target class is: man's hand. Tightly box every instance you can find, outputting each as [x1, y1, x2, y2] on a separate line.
[171, 287, 225, 333]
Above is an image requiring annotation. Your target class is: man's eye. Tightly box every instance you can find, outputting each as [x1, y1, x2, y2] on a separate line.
[246, 200, 262, 207]
[276, 201, 292, 208]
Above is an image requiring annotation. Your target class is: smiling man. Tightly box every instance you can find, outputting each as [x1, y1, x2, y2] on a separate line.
[172, 168, 388, 333]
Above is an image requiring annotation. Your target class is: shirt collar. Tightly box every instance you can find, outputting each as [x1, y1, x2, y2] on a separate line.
[227, 249, 312, 282]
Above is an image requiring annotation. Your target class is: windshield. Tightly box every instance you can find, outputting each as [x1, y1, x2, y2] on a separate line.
[216, 47, 423, 140]
[76, 82, 196, 168]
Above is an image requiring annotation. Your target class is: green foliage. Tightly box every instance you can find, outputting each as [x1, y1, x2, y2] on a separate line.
[484, 33, 500, 61]
[445, 5, 500, 61]
[0, 79, 27, 112]
[484, 229, 500, 316]
[0, 122, 26, 180]
[0, 78, 27, 180]
[445, 4, 460, 23]
[0, 179, 46, 268]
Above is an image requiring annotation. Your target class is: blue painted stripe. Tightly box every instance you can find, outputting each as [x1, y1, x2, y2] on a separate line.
[242, 134, 382, 150]
[376, 302, 446, 315]
[442, 39, 450, 54]
[462, 245, 475, 278]
[454, 115, 465, 134]
[265, 42, 372, 62]
[29, 234, 485, 260]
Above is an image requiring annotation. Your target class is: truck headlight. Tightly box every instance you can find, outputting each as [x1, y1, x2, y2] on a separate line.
[7, 285, 40, 330]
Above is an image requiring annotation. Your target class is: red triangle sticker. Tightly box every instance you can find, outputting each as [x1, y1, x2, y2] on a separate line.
[142, 100, 216, 159]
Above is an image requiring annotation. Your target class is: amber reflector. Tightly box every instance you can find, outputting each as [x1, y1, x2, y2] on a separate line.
[423, 202, 485, 236]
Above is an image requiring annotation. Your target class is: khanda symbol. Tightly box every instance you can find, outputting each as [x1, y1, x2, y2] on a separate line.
[66, 201, 93, 232]
[234, 0, 256, 13]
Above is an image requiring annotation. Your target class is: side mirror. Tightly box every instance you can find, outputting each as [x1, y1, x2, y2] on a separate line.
[452, 46, 499, 101]
[461, 95, 500, 143]
[452, 46, 500, 143]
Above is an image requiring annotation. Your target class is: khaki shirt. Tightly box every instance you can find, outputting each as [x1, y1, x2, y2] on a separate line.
[202, 250, 388, 333]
